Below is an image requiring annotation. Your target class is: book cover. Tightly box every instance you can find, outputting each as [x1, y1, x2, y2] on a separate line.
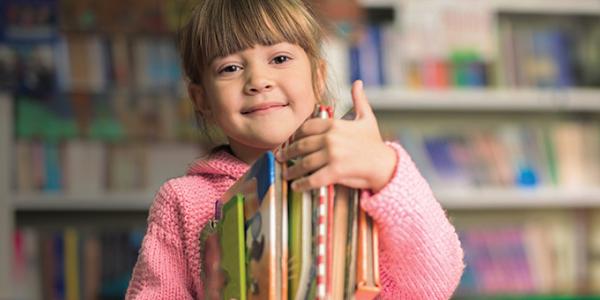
[219, 194, 247, 300]
[211, 151, 284, 300]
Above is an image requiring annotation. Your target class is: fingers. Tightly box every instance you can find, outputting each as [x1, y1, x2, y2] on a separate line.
[292, 118, 332, 141]
[351, 80, 375, 120]
[284, 149, 329, 181]
[277, 134, 324, 162]
[290, 167, 333, 192]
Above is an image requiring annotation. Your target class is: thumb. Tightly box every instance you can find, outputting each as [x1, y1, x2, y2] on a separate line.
[351, 80, 374, 120]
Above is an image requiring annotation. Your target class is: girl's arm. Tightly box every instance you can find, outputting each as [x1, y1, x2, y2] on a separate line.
[126, 184, 194, 300]
[360, 142, 464, 299]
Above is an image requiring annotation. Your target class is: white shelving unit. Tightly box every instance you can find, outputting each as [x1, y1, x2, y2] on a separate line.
[10, 187, 600, 211]
[491, 0, 600, 15]
[358, 88, 600, 112]
[359, 0, 600, 14]
[0, 95, 13, 300]
[436, 187, 600, 210]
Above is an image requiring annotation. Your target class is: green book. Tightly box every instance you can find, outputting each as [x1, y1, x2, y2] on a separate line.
[219, 194, 247, 300]
[199, 194, 247, 300]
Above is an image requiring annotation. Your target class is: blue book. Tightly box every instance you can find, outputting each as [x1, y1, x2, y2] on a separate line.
[44, 142, 62, 192]
[53, 233, 65, 300]
[532, 30, 574, 87]
[349, 45, 361, 84]
[355, 26, 385, 86]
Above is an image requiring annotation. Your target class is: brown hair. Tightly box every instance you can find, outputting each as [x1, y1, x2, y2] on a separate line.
[178, 0, 329, 105]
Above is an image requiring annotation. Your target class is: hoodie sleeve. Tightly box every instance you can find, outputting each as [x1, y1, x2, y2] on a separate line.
[360, 142, 464, 299]
[125, 182, 194, 300]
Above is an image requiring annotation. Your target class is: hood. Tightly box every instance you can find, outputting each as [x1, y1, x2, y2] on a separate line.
[186, 145, 249, 180]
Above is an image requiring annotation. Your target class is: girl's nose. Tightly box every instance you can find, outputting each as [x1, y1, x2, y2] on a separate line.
[244, 67, 274, 95]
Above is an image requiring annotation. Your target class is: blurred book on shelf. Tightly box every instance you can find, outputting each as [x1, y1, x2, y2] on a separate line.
[12, 227, 144, 300]
[453, 210, 600, 297]
[14, 140, 203, 194]
[57, 0, 192, 34]
[322, 0, 600, 90]
[0, 0, 60, 42]
[391, 121, 600, 190]
[498, 14, 600, 88]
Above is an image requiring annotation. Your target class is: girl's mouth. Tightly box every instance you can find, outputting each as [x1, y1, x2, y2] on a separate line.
[242, 103, 289, 115]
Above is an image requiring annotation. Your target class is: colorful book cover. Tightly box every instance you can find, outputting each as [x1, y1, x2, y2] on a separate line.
[238, 151, 284, 299]
[206, 151, 284, 300]
[220, 194, 247, 300]
[200, 194, 247, 300]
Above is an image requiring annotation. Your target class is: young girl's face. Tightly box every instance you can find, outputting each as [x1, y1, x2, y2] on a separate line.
[195, 42, 321, 162]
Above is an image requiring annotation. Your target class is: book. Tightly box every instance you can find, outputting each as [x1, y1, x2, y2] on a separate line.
[355, 204, 380, 300]
[220, 194, 247, 300]
[200, 151, 285, 300]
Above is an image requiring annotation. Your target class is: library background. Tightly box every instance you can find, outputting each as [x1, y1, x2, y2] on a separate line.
[1, 0, 599, 299]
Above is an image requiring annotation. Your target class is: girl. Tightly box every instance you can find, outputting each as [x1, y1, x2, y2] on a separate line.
[126, 0, 464, 299]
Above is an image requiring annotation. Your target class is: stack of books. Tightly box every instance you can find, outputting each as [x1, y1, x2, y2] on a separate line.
[199, 105, 380, 300]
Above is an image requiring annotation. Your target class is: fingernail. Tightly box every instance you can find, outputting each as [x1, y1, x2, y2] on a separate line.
[274, 149, 282, 160]
[356, 80, 363, 90]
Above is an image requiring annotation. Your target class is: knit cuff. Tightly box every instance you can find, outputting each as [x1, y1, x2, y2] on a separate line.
[359, 141, 436, 227]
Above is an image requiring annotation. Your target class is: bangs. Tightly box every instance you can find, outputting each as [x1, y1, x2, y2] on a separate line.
[181, 0, 321, 83]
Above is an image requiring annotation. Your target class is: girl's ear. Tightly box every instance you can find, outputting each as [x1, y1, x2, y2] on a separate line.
[188, 82, 211, 117]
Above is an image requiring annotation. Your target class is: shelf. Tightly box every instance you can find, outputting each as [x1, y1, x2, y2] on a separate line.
[13, 192, 155, 211]
[11, 187, 600, 211]
[346, 87, 600, 112]
[359, 0, 600, 15]
[491, 0, 600, 15]
[436, 187, 600, 209]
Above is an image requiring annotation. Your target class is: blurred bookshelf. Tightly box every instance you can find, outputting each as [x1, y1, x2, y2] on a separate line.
[330, 0, 600, 298]
[1, 0, 600, 299]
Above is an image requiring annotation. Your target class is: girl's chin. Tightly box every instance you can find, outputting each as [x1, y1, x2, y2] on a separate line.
[233, 137, 290, 153]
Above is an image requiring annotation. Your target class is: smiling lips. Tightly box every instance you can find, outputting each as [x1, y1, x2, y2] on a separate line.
[242, 102, 288, 115]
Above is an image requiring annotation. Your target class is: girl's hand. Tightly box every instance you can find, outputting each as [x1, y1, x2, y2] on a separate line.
[276, 80, 397, 193]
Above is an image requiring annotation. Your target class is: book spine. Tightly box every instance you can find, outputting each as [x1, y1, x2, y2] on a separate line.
[314, 105, 333, 300]
[315, 186, 328, 300]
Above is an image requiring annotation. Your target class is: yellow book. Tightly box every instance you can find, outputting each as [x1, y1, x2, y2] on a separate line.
[64, 228, 79, 300]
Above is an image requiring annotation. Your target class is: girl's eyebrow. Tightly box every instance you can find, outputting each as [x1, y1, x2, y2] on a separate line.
[210, 53, 240, 68]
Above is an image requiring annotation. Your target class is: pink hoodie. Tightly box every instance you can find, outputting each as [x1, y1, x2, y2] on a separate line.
[126, 143, 464, 299]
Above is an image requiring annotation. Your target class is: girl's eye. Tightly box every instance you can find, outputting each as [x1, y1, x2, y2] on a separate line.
[219, 65, 241, 74]
[272, 55, 291, 64]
